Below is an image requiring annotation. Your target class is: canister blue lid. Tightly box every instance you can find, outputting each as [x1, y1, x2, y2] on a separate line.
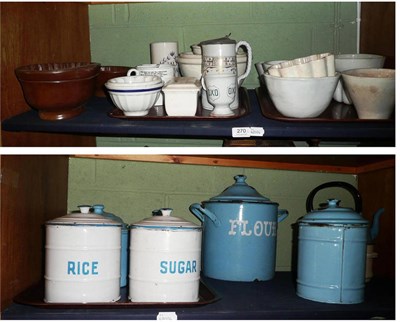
[298, 199, 369, 224]
[209, 175, 276, 203]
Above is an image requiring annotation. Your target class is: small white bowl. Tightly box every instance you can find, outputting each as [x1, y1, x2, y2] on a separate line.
[335, 54, 385, 72]
[177, 58, 202, 79]
[333, 54, 385, 104]
[106, 75, 162, 89]
[191, 44, 201, 55]
[341, 68, 395, 119]
[177, 54, 248, 80]
[179, 51, 201, 60]
[263, 73, 340, 118]
[105, 75, 163, 116]
[179, 51, 247, 62]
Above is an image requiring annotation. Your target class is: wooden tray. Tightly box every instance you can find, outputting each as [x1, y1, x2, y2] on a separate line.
[108, 87, 250, 120]
[256, 86, 394, 122]
[13, 280, 219, 309]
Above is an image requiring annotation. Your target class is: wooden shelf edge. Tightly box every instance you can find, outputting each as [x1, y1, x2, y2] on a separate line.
[355, 158, 395, 174]
[72, 155, 395, 174]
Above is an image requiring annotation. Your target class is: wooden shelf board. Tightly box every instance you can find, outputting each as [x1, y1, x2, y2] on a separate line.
[72, 155, 395, 174]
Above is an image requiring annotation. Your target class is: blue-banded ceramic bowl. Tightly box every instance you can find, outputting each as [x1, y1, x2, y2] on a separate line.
[105, 75, 163, 116]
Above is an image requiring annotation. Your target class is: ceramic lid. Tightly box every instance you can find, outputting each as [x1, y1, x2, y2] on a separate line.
[200, 35, 236, 45]
[207, 175, 276, 203]
[298, 199, 369, 225]
[46, 205, 122, 226]
[131, 208, 201, 230]
[163, 77, 201, 91]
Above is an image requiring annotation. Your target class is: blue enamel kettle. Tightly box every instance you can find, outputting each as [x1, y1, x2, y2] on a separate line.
[296, 181, 383, 304]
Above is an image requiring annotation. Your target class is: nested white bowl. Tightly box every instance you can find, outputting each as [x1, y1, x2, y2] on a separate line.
[263, 73, 340, 118]
[335, 54, 385, 72]
[178, 51, 247, 63]
[105, 76, 163, 116]
[333, 54, 385, 104]
[341, 68, 395, 119]
[176, 56, 202, 79]
[106, 75, 162, 89]
[177, 53, 248, 80]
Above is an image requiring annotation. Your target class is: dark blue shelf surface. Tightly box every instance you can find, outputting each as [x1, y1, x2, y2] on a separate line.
[2, 273, 395, 320]
[2, 89, 395, 144]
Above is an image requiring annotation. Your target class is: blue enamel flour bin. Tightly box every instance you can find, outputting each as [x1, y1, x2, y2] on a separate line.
[190, 175, 288, 282]
[297, 193, 369, 304]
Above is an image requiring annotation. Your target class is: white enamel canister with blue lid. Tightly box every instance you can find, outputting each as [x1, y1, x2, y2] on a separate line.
[44, 205, 122, 303]
[129, 208, 202, 303]
[297, 182, 369, 304]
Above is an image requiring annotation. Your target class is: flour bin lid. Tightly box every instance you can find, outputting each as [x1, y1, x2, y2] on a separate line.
[208, 175, 277, 204]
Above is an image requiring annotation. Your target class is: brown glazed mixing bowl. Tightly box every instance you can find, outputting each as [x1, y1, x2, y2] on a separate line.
[15, 62, 100, 120]
[95, 66, 131, 97]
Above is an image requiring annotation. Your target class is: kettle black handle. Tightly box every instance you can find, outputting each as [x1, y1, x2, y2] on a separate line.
[306, 181, 362, 213]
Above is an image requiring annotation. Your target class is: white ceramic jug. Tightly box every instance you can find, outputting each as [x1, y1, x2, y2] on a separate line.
[200, 35, 252, 115]
[200, 35, 252, 84]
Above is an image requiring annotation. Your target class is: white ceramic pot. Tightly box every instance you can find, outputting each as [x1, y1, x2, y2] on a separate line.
[129, 208, 202, 303]
[44, 206, 122, 303]
[163, 77, 201, 116]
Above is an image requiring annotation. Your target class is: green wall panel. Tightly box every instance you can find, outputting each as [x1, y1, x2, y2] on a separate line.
[89, 2, 358, 146]
[68, 157, 358, 271]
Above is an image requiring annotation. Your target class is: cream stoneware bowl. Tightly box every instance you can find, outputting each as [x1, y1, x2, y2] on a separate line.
[335, 54, 385, 72]
[341, 68, 395, 119]
[333, 54, 385, 104]
[263, 73, 340, 118]
[105, 75, 163, 116]
[177, 52, 247, 81]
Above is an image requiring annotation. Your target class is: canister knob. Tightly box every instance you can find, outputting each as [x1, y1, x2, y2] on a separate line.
[78, 205, 91, 214]
[306, 181, 362, 213]
[160, 208, 173, 216]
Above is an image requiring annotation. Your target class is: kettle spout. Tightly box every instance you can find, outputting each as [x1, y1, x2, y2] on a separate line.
[369, 208, 384, 243]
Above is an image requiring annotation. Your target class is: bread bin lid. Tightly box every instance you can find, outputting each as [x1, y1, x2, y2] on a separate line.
[298, 199, 369, 225]
[131, 208, 201, 230]
[208, 175, 276, 204]
[46, 205, 122, 226]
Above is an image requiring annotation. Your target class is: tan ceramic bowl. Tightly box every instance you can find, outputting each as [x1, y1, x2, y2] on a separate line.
[342, 68, 395, 119]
